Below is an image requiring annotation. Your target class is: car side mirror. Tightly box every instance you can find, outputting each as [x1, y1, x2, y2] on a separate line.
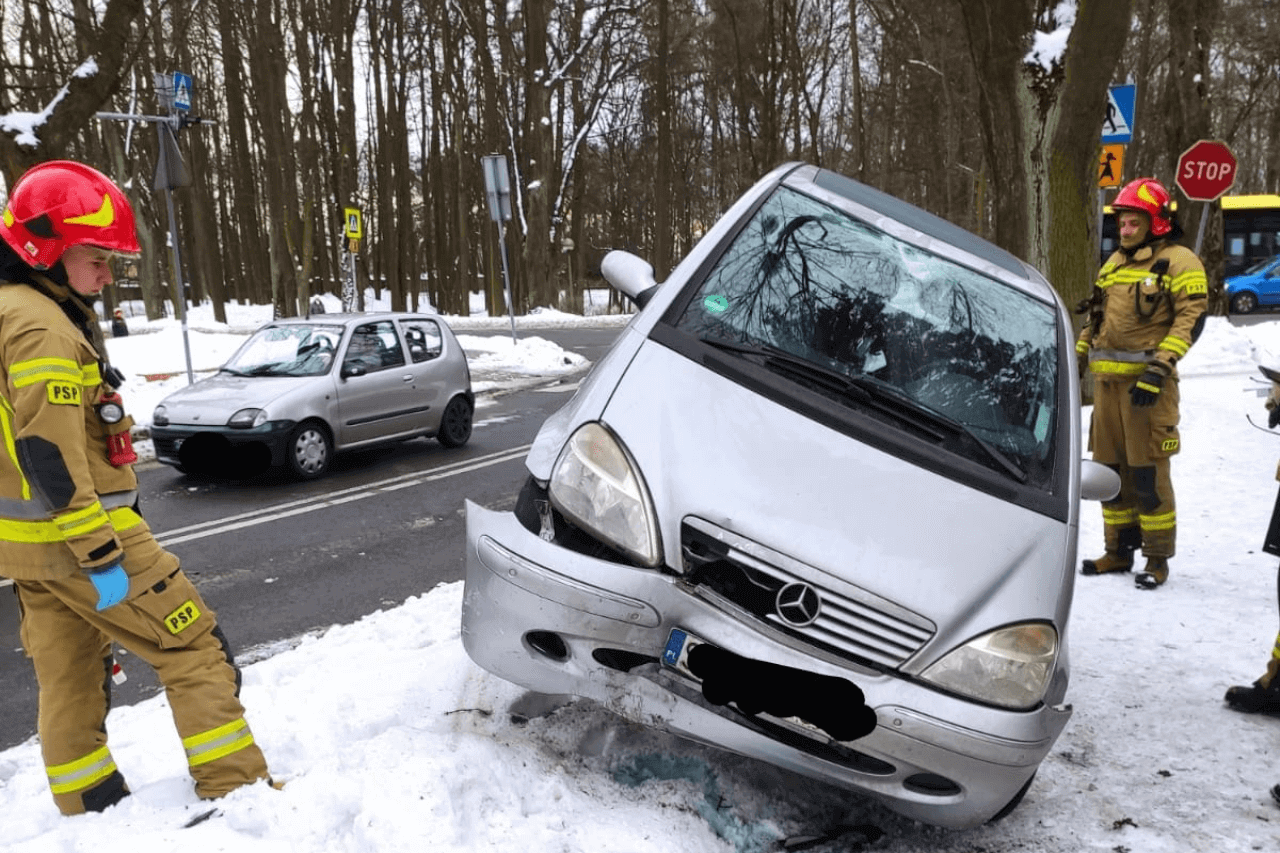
[601, 250, 660, 309]
[1080, 459, 1121, 501]
[341, 363, 367, 379]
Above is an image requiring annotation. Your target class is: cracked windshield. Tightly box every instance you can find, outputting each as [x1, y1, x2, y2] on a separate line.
[223, 324, 345, 377]
[674, 187, 1060, 483]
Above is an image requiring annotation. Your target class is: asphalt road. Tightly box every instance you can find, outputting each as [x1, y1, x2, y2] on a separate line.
[0, 325, 623, 752]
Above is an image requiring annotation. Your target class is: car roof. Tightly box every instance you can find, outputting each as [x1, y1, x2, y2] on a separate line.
[267, 312, 443, 327]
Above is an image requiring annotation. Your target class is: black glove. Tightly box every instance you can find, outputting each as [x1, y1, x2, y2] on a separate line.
[1129, 369, 1165, 407]
[1268, 405, 1280, 429]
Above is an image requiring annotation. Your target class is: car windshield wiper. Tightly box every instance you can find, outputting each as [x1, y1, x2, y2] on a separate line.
[699, 335, 1027, 482]
[219, 366, 248, 376]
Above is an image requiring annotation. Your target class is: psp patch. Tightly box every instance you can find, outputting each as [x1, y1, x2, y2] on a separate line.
[46, 382, 81, 406]
[165, 599, 202, 635]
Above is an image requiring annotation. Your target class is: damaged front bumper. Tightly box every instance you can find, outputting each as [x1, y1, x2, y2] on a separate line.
[460, 501, 1071, 829]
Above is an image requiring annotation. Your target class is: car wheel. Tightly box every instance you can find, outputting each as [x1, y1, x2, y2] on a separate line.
[1232, 292, 1258, 314]
[287, 420, 332, 479]
[437, 395, 473, 448]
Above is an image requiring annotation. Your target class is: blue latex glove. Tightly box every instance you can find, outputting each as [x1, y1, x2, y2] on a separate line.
[87, 562, 129, 611]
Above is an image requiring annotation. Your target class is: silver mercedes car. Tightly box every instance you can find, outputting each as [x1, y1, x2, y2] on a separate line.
[151, 312, 473, 479]
[460, 163, 1118, 828]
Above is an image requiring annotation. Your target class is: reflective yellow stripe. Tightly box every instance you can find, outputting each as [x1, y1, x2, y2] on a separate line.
[8, 358, 100, 389]
[1102, 507, 1138, 525]
[1090, 361, 1147, 376]
[0, 506, 139, 544]
[47, 745, 117, 795]
[62, 193, 116, 228]
[1076, 339, 1089, 354]
[54, 502, 110, 539]
[0, 396, 31, 500]
[1159, 336, 1190, 357]
[1140, 510, 1176, 532]
[1171, 270, 1208, 295]
[183, 719, 255, 768]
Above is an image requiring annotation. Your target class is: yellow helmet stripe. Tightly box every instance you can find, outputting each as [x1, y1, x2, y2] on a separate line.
[62, 193, 115, 228]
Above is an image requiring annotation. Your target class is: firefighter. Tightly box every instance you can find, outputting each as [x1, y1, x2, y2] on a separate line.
[1077, 177, 1208, 590]
[1224, 366, 1280, 716]
[0, 160, 273, 814]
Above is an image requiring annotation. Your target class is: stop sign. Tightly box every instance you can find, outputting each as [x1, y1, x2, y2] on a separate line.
[1176, 139, 1238, 201]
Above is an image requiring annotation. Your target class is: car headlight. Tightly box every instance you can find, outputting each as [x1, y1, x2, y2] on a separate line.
[152, 405, 169, 427]
[228, 408, 268, 429]
[549, 421, 661, 566]
[920, 623, 1058, 710]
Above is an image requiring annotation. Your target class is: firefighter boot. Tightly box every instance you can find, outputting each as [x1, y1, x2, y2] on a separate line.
[1081, 553, 1134, 575]
[1225, 656, 1280, 715]
[1082, 526, 1140, 576]
[1134, 557, 1169, 590]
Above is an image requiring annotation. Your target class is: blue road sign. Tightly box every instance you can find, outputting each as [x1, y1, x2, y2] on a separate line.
[173, 72, 193, 112]
[1102, 84, 1135, 145]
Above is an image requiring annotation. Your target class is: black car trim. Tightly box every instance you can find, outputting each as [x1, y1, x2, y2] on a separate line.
[343, 405, 433, 428]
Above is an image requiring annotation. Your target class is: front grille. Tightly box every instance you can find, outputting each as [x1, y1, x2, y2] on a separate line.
[681, 517, 935, 669]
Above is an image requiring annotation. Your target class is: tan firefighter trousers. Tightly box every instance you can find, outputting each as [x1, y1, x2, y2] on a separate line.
[12, 517, 269, 815]
[1089, 373, 1181, 559]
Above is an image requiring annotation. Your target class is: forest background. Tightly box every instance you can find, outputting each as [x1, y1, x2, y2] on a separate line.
[0, 0, 1277, 325]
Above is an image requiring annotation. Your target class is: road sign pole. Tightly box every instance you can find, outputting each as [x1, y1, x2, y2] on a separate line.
[482, 155, 517, 344]
[96, 70, 207, 384]
[1193, 202, 1211, 256]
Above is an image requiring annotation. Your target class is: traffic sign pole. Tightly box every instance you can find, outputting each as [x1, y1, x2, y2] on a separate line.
[95, 70, 210, 385]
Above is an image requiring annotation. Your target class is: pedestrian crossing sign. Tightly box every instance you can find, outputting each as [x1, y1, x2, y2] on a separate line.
[173, 72, 192, 112]
[1102, 84, 1135, 145]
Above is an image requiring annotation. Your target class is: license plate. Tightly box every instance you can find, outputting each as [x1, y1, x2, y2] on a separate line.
[662, 628, 702, 679]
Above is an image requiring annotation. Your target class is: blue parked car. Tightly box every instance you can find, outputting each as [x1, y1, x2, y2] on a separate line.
[1227, 255, 1280, 314]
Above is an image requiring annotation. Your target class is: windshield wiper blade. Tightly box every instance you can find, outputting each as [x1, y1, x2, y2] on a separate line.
[699, 335, 1026, 482]
[700, 335, 938, 431]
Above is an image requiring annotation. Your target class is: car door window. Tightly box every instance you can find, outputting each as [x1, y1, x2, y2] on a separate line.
[401, 320, 444, 363]
[344, 321, 405, 373]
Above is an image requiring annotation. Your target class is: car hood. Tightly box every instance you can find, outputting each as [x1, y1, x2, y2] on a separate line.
[598, 341, 1070, 660]
[158, 373, 314, 423]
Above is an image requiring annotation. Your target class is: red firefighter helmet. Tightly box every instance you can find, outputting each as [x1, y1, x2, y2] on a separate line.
[1112, 177, 1174, 237]
[1, 160, 141, 270]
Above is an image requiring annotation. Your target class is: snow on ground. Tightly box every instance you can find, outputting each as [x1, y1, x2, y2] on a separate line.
[4, 299, 1280, 852]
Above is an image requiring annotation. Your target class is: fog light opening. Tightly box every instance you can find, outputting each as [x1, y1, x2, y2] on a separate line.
[903, 773, 962, 797]
[525, 630, 570, 662]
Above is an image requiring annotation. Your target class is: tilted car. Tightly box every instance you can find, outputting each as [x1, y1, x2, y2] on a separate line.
[460, 163, 1118, 828]
[1225, 255, 1280, 314]
[151, 312, 473, 479]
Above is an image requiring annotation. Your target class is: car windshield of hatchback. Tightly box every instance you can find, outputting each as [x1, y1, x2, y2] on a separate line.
[222, 324, 344, 377]
[672, 186, 1059, 482]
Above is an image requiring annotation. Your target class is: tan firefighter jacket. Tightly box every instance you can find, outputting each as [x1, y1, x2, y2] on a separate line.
[0, 275, 138, 581]
[1076, 240, 1208, 380]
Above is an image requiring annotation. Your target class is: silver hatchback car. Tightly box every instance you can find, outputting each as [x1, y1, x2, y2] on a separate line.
[460, 164, 1118, 828]
[151, 312, 473, 479]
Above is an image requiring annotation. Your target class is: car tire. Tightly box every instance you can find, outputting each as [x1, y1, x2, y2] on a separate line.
[437, 395, 474, 448]
[287, 420, 332, 479]
[1232, 292, 1258, 314]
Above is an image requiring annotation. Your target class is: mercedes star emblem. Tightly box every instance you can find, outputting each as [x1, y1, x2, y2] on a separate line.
[775, 582, 822, 627]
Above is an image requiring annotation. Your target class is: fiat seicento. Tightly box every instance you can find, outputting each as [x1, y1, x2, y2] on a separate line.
[460, 163, 1118, 828]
